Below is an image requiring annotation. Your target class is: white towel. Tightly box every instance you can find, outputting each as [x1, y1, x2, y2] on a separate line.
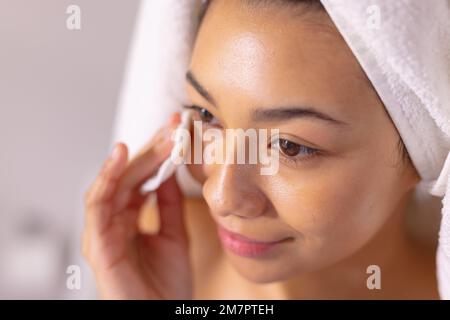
[112, 0, 202, 197]
[112, 0, 450, 298]
[320, 0, 450, 299]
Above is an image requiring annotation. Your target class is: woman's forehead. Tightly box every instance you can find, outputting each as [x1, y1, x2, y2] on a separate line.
[190, 4, 376, 125]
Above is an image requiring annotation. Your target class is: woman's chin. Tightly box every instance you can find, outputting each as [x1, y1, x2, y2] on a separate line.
[225, 252, 300, 284]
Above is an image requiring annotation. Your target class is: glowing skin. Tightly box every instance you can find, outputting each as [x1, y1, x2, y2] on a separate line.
[83, 0, 438, 300]
[185, 0, 436, 298]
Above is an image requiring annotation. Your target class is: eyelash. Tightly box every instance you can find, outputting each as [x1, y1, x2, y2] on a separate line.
[269, 138, 320, 165]
[183, 104, 221, 127]
[183, 104, 321, 165]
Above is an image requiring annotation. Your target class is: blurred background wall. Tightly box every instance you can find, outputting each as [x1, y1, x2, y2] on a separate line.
[0, 0, 140, 298]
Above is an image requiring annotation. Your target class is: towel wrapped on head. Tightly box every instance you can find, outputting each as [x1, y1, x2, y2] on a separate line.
[320, 0, 450, 298]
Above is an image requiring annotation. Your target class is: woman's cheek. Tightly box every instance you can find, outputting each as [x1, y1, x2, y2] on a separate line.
[187, 162, 207, 184]
[268, 162, 383, 250]
[268, 176, 352, 236]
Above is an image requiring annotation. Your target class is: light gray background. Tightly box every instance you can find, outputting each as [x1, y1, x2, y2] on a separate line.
[0, 0, 139, 298]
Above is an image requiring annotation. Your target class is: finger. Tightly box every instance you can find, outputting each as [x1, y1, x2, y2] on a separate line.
[85, 143, 128, 234]
[81, 228, 89, 258]
[156, 174, 187, 242]
[85, 143, 128, 207]
[114, 113, 181, 209]
[129, 112, 179, 162]
[128, 188, 152, 209]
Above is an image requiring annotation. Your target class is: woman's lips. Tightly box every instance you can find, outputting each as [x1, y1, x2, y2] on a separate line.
[217, 226, 289, 258]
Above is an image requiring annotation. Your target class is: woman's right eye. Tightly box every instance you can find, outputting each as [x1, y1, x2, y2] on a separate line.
[198, 106, 214, 122]
[187, 105, 221, 127]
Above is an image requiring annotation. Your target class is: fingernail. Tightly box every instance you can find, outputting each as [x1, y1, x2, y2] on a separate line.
[169, 112, 181, 126]
[166, 113, 175, 126]
[163, 128, 175, 143]
[111, 144, 121, 162]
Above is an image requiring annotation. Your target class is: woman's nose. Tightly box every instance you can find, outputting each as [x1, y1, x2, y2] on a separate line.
[203, 163, 267, 219]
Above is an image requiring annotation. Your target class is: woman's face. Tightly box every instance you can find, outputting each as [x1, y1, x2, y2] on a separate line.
[186, 0, 419, 282]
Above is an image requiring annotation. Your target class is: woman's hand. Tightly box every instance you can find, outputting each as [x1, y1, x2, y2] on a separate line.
[83, 113, 192, 299]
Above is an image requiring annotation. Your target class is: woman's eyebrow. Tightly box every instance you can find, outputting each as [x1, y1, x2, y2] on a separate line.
[251, 107, 349, 127]
[186, 70, 217, 107]
[186, 70, 348, 127]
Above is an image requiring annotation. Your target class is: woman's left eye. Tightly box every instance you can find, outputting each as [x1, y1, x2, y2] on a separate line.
[271, 138, 319, 163]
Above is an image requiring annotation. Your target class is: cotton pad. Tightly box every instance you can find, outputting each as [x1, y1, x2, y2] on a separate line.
[141, 109, 194, 192]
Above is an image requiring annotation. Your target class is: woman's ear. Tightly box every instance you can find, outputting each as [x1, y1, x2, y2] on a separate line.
[394, 137, 420, 190]
[402, 158, 421, 191]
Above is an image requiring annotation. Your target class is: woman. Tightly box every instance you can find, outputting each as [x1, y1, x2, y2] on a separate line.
[83, 0, 448, 299]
